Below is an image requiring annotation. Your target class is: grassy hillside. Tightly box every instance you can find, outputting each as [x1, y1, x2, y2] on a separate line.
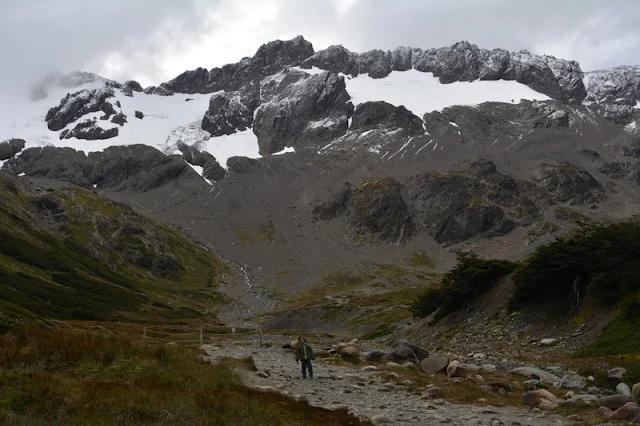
[0, 176, 230, 331]
[0, 326, 366, 425]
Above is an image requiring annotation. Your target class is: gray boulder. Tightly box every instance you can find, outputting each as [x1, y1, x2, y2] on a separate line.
[608, 367, 627, 384]
[617, 383, 632, 398]
[380, 345, 419, 365]
[420, 353, 449, 374]
[395, 341, 429, 361]
[362, 350, 386, 362]
[510, 367, 562, 384]
[135, 111, 144, 119]
[560, 371, 587, 389]
[597, 394, 630, 411]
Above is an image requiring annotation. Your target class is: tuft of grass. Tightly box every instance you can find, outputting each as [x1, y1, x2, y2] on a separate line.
[410, 250, 436, 268]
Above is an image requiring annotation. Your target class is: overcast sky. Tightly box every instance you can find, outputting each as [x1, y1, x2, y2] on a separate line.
[1, 0, 639, 93]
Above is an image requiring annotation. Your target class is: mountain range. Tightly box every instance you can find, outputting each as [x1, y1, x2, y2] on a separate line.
[1, 35, 639, 328]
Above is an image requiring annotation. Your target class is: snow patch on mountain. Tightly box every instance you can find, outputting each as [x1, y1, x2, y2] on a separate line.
[0, 80, 261, 167]
[341, 70, 552, 118]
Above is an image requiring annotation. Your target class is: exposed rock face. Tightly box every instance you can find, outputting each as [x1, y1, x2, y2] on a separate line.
[405, 162, 524, 244]
[3, 145, 196, 192]
[226, 157, 263, 174]
[351, 101, 424, 136]
[176, 141, 226, 181]
[201, 91, 253, 136]
[312, 182, 352, 220]
[123, 80, 143, 92]
[532, 163, 604, 207]
[300, 44, 357, 74]
[314, 160, 546, 245]
[585, 66, 640, 106]
[303, 40, 586, 103]
[60, 119, 119, 140]
[253, 72, 352, 154]
[111, 112, 127, 126]
[45, 88, 115, 131]
[100, 101, 116, 120]
[422, 100, 578, 147]
[0, 138, 26, 161]
[350, 177, 413, 245]
[164, 35, 314, 94]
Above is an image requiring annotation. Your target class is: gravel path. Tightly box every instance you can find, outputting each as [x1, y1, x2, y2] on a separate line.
[202, 336, 573, 426]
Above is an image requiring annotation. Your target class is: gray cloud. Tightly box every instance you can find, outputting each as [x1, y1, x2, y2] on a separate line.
[1, 0, 638, 96]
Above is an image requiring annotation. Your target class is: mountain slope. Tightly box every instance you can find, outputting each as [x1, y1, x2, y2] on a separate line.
[0, 175, 231, 330]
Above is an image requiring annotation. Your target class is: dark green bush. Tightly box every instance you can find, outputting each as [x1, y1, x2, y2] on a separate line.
[411, 253, 516, 319]
[511, 220, 640, 310]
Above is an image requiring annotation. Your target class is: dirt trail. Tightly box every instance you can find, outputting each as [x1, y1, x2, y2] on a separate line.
[202, 336, 572, 426]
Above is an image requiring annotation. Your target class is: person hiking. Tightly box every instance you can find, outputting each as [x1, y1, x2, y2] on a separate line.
[295, 336, 315, 379]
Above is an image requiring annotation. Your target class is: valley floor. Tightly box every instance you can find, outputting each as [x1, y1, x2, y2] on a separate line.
[202, 335, 572, 426]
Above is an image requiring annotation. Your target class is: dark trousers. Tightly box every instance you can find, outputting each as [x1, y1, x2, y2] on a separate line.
[301, 360, 313, 378]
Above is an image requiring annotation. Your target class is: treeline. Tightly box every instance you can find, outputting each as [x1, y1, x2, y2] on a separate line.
[412, 219, 640, 319]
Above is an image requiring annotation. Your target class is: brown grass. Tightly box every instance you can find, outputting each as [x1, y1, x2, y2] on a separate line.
[0, 326, 370, 425]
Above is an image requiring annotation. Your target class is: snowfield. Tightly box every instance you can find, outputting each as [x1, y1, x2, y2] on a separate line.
[0, 82, 261, 167]
[342, 69, 551, 118]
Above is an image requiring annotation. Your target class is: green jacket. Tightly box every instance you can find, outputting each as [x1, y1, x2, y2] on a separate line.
[295, 342, 315, 361]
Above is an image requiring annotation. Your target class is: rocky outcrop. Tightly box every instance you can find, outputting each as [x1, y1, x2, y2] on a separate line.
[111, 112, 127, 126]
[99, 101, 116, 120]
[143, 85, 174, 96]
[3, 145, 196, 192]
[201, 91, 253, 136]
[176, 142, 226, 181]
[59, 119, 119, 140]
[46, 88, 115, 131]
[532, 163, 604, 207]
[227, 157, 263, 174]
[163, 35, 314, 94]
[135, 111, 144, 119]
[303, 40, 586, 103]
[253, 72, 352, 154]
[0, 138, 26, 161]
[350, 177, 413, 245]
[405, 162, 524, 244]
[351, 101, 424, 136]
[124, 80, 143, 92]
[312, 182, 352, 220]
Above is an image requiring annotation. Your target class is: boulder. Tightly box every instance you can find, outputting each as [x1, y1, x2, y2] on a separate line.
[340, 345, 359, 362]
[362, 350, 386, 362]
[598, 406, 614, 419]
[395, 341, 429, 361]
[618, 382, 632, 398]
[608, 367, 627, 384]
[314, 349, 330, 358]
[290, 340, 299, 349]
[539, 338, 559, 347]
[420, 353, 449, 375]
[510, 367, 562, 385]
[612, 402, 640, 421]
[446, 360, 467, 378]
[597, 394, 630, 410]
[633, 382, 640, 403]
[380, 345, 419, 365]
[135, 111, 144, 119]
[560, 371, 587, 389]
[522, 389, 558, 408]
